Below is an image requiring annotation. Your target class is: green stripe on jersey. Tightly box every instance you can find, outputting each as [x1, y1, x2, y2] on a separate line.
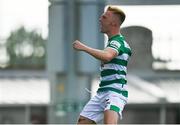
[100, 79, 127, 87]
[101, 69, 126, 77]
[110, 105, 120, 112]
[97, 87, 128, 97]
[119, 47, 132, 56]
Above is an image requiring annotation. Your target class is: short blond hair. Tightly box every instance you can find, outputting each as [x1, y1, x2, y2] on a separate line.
[107, 5, 126, 24]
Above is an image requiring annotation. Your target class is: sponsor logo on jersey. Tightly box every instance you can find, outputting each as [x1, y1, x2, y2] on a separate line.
[110, 40, 121, 49]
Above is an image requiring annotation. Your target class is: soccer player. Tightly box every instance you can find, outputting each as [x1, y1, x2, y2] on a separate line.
[73, 5, 132, 124]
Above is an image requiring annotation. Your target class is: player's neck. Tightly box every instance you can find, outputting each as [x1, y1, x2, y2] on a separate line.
[107, 29, 120, 39]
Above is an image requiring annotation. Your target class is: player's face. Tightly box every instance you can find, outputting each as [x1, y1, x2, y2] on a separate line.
[99, 11, 113, 33]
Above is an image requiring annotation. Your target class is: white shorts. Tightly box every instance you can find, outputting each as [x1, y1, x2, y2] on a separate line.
[80, 91, 127, 123]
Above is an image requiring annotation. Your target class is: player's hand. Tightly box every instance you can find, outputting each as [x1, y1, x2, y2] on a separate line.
[73, 40, 86, 51]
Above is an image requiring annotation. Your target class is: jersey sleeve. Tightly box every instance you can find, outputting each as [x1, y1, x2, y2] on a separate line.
[107, 40, 122, 55]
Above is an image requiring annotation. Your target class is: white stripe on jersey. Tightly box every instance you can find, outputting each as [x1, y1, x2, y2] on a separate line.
[100, 64, 127, 72]
[100, 74, 126, 81]
[116, 53, 129, 60]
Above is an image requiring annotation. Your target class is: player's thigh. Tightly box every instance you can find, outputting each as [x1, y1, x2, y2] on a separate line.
[77, 115, 96, 124]
[104, 110, 119, 124]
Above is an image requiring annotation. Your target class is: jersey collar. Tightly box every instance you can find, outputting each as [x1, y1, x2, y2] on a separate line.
[108, 34, 123, 41]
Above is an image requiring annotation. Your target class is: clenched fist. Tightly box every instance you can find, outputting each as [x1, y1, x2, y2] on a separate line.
[73, 40, 87, 51]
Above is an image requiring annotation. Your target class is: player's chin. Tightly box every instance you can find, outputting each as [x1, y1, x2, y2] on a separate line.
[100, 29, 106, 33]
[100, 27, 107, 33]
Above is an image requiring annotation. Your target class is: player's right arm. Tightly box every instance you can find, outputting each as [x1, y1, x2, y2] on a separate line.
[73, 40, 118, 62]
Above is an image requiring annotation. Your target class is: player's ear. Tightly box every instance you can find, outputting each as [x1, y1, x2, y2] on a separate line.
[110, 21, 116, 26]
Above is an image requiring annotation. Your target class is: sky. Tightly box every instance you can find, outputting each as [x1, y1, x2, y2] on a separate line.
[0, 0, 49, 39]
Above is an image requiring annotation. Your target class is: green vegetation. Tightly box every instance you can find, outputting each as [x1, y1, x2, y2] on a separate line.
[2, 26, 46, 69]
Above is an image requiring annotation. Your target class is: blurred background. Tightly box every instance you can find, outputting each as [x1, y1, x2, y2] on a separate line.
[0, 0, 180, 124]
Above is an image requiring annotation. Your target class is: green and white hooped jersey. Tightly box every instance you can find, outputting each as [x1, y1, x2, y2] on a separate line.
[97, 34, 132, 98]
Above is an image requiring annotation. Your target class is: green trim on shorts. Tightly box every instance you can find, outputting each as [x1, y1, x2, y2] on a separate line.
[110, 105, 120, 112]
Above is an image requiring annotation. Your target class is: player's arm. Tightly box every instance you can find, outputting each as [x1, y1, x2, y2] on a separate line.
[73, 40, 118, 62]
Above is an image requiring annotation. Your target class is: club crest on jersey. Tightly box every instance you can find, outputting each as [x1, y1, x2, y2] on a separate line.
[110, 40, 121, 49]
